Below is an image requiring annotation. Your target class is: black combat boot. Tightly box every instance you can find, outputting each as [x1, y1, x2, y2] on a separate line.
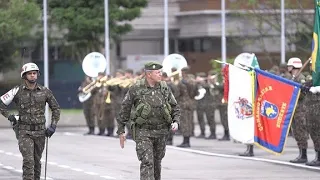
[106, 128, 114, 137]
[84, 127, 94, 135]
[290, 148, 308, 163]
[97, 128, 105, 136]
[196, 132, 206, 138]
[177, 137, 190, 148]
[218, 130, 230, 141]
[306, 150, 320, 166]
[206, 134, 216, 140]
[239, 145, 254, 157]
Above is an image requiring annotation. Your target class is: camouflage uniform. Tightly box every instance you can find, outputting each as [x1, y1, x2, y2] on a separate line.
[290, 74, 309, 163]
[94, 87, 108, 135]
[0, 83, 60, 180]
[79, 77, 96, 135]
[196, 79, 216, 139]
[165, 81, 180, 145]
[212, 81, 229, 141]
[103, 87, 116, 136]
[117, 71, 180, 180]
[304, 79, 320, 166]
[176, 70, 197, 147]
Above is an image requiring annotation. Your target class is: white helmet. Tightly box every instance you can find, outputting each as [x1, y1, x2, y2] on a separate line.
[287, 57, 302, 68]
[21, 63, 40, 77]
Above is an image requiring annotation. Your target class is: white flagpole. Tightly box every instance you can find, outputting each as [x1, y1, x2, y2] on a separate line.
[104, 0, 110, 75]
[164, 0, 169, 57]
[221, 0, 226, 65]
[281, 0, 285, 64]
[43, 0, 49, 126]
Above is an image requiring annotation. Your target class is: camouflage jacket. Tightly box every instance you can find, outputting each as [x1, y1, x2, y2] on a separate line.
[117, 78, 181, 134]
[0, 83, 60, 125]
[196, 81, 214, 108]
[177, 78, 197, 110]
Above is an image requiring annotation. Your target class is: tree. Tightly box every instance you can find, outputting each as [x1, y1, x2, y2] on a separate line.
[228, 0, 313, 65]
[0, 0, 41, 72]
[41, 0, 148, 61]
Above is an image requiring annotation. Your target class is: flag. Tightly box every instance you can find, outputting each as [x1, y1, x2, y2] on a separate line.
[254, 69, 301, 154]
[222, 64, 229, 102]
[234, 53, 260, 69]
[312, 0, 320, 86]
[227, 65, 255, 144]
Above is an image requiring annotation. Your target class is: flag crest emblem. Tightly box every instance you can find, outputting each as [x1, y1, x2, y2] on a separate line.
[260, 100, 278, 119]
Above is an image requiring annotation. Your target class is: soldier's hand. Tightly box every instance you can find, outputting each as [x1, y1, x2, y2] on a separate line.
[171, 122, 179, 132]
[8, 115, 17, 126]
[119, 133, 126, 149]
[45, 124, 56, 138]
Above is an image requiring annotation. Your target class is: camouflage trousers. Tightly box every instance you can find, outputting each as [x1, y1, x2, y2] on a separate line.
[197, 105, 216, 134]
[306, 97, 320, 151]
[97, 105, 115, 129]
[180, 108, 194, 137]
[218, 104, 228, 131]
[135, 130, 167, 180]
[18, 130, 46, 180]
[83, 100, 95, 128]
[291, 103, 308, 149]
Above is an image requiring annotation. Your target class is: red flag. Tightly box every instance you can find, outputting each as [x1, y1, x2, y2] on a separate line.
[222, 64, 229, 102]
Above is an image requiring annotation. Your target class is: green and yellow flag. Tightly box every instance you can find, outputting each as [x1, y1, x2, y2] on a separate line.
[312, 0, 320, 86]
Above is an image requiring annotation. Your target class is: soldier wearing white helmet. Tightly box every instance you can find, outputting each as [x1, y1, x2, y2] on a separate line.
[0, 62, 60, 179]
[286, 57, 309, 164]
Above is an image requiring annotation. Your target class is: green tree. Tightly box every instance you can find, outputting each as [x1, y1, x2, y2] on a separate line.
[42, 0, 148, 61]
[228, 0, 313, 65]
[0, 0, 41, 72]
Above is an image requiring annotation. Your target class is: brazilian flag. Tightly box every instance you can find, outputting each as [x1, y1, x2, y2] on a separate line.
[312, 0, 320, 86]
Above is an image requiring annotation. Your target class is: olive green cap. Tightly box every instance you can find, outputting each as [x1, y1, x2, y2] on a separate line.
[144, 62, 163, 70]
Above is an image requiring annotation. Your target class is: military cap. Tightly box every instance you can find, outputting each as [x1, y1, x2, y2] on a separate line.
[171, 67, 177, 72]
[98, 72, 105, 76]
[125, 68, 134, 74]
[116, 69, 125, 74]
[162, 72, 168, 78]
[196, 72, 207, 77]
[144, 62, 163, 70]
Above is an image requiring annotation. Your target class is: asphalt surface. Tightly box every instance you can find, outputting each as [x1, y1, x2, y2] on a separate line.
[0, 125, 320, 180]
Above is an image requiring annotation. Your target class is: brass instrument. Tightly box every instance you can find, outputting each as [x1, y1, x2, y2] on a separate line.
[78, 52, 107, 103]
[162, 53, 189, 84]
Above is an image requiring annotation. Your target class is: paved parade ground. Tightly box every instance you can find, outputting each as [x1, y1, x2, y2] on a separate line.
[1, 125, 320, 180]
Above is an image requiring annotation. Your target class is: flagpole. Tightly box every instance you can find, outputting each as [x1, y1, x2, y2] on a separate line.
[221, 0, 226, 65]
[43, 0, 49, 126]
[164, 0, 169, 57]
[104, 0, 110, 75]
[280, 0, 285, 64]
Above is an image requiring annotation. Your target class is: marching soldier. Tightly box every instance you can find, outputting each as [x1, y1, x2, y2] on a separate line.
[117, 62, 180, 179]
[78, 76, 96, 135]
[286, 57, 309, 163]
[0, 63, 60, 180]
[176, 67, 198, 147]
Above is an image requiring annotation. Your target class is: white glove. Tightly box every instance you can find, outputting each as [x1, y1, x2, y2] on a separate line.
[171, 122, 179, 131]
[309, 86, 320, 94]
[310, 87, 317, 94]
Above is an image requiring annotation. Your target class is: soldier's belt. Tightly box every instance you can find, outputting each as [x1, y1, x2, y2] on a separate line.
[136, 123, 169, 130]
[18, 123, 45, 131]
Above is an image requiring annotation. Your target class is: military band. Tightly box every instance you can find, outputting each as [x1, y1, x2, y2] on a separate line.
[77, 52, 320, 168]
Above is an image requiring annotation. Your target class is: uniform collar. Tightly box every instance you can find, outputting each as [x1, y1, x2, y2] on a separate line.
[22, 82, 42, 90]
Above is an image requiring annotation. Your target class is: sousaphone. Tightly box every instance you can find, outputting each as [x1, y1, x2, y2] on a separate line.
[78, 52, 107, 103]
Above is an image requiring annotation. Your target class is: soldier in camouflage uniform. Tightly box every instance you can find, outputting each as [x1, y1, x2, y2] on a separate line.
[286, 57, 309, 163]
[195, 72, 216, 139]
[176, 67, 198, 147]
[162, 72, 180, 145]
[0, 63, 60, 180]
[78, 76, 96, 135]
[208, 70, 230, 141]
[94, 72, 108, 135]
[304, 59, 320, 166]
[117, 62, 181, 180]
